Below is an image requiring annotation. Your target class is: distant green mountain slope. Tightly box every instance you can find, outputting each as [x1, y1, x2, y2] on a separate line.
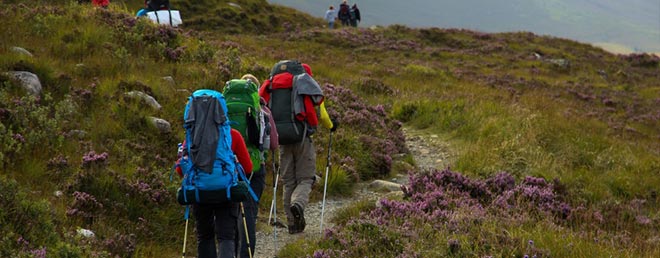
[269, 0, 660, 53]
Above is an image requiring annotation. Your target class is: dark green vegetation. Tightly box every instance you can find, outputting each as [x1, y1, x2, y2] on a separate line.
[1, 0, 659, 257]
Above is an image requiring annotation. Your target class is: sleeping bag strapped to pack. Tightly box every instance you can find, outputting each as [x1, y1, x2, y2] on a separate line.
[223, 79, 263, 172]
[176, 89, 257, 205]
[261, 60, 324, 145]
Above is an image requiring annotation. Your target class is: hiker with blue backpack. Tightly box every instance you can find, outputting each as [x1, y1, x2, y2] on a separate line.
[193, 129, 252, 258]
[259, 61, 338, 234]
[173, 89, 259, 258]
[223, 74, 279, 257]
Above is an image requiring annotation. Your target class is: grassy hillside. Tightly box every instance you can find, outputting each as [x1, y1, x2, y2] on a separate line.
[1, 0, 659, 257]
[270, 0, 660, 53]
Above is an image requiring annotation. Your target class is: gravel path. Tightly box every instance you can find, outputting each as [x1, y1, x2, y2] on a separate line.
[254, 126, 451, 257]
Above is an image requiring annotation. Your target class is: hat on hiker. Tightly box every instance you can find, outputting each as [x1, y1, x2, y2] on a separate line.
[241, 74, 260, 86]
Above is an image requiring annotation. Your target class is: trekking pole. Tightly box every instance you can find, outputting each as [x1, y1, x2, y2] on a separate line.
[267, 150, 279, 249]
[267, 149, 278, 223]
[240, 203, 254, 258]
[182, 206, 190, 258]
[320, 131, 334, 233]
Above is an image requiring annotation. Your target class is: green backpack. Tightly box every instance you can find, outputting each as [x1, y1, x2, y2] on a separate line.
[223, 79, 263, 172]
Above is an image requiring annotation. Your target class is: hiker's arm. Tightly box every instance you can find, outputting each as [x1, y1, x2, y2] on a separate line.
[231, 129, 253, 173]
[258, 79, 270, 103]
[318, 102, 333, 129]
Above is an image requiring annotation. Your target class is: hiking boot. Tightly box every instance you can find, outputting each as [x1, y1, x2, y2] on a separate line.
[290, 203, 306, 234]
[288, 224, 298, 234]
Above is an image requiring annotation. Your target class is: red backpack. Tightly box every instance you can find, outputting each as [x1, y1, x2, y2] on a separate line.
[259, 60, 324, 145]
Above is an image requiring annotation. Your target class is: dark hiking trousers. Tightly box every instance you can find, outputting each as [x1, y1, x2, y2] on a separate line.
[238, 166, 266, 258]
[194, 202, 238, 258]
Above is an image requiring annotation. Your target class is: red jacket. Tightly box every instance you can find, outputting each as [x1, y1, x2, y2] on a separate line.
[259, 73, 320, 127]
[230, 129, 253, 173]
[176, 129, 253, 177]
[92, 0, 109, 7]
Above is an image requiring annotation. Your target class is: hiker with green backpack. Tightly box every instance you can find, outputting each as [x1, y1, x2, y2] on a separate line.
[259, 61, 338, 234]
[223, 74, 278, 257]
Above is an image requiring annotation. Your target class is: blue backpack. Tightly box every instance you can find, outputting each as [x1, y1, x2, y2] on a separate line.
[176, 89, 257, 205]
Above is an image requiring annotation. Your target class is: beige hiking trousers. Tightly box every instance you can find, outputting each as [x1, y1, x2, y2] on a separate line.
[280, 137, 316, 226]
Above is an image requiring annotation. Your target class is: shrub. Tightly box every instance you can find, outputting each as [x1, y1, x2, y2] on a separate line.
[0, 177, 58, 257]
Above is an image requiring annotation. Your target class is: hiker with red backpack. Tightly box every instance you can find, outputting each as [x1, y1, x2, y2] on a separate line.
[337, 0, 351, 27]
[259, 61, 338, 234]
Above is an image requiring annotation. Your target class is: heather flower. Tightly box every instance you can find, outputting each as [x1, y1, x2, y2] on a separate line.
[81, 151, 109, 168]
[12, 133, 25, 143]
[30, 247, 47, 258]
[67, 191, 103, 222]
[17, 236, 29, 247]
[636, 215, 652, 225]
[312, 250, 332, 258]
[165, 46, 186, 62]
[122, 17, 137, 28]
[485, 172, 515, 194]
[47, 155, 69, 170]
[103, 233, 136, 257]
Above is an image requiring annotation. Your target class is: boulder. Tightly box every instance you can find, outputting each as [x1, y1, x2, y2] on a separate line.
[148, 116, 171, 133]
[547, 58, 570, 69]
[66, 129, 88, 139]
[10, 46, 33, 57]
[369, 180, 402, 192]
[162, 76, 176, 88]
[76, 228, 95, 238]
[3, 71, 42, 95]
[125, 91, 162, 110]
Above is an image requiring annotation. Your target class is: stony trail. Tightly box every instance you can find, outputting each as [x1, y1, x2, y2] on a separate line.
[254, 126, 451, 257]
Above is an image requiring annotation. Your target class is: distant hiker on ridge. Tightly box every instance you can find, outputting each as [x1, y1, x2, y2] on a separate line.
[349, 4, 361, 27]
[325, 5, 337, 29]
[338, 0, 351, 27]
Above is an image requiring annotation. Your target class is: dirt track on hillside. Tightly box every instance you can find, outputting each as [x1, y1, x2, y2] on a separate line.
[255, 126, 451, 257]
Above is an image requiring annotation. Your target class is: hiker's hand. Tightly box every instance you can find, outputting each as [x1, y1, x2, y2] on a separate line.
[330, 118, 339, 132]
